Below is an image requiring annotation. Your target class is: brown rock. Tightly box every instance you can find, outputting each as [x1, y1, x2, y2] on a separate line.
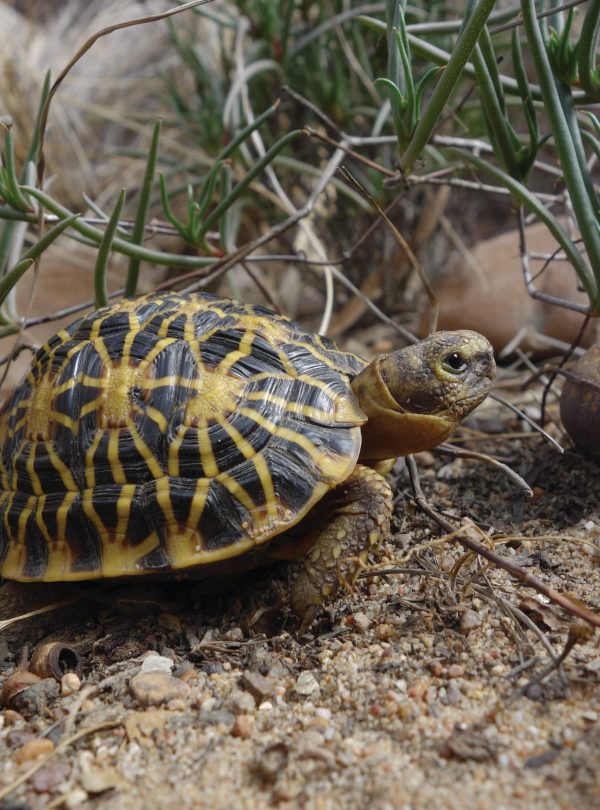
[129, 671, 191, 707]
[80, 768, 124, 793]
[232, 713, 254, 739]
[460, 610, 483, 634]
[61, 673, 81, 696]
[124, 709, 171, 742]
[14, 737, 54, 763]
[421, 222, 593, 356]
[3, 709, 25, 726]
[560, 344, 600, 458]
[7, 729, 36, 747]
[30, 761, 71, 793]
[240, 670, 275, 705]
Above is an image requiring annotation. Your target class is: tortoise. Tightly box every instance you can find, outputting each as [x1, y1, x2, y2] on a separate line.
[0, 292, 495, 629]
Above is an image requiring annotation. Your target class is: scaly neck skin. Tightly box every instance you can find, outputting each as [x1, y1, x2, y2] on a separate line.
[350, 331, 495, 462]
[351, 358, 455, 461]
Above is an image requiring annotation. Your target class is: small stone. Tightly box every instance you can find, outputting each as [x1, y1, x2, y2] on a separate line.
[232, 714, 254, 739]
[448, 665, 465, 679]
[14, 738, 54, 763]
[30, 761, 71, 793]
[258, 701, 273, 711]
[139, 653, 174, 674]
[64, 788, 88, 809]
[3, 709, 24, 726]
[407, 680, 428, 700]
[227, 689, 256, 715]
[413, 451, 435, 467]
[429, 661, 444, 677]
[460, 610, 482, 634]
[442, 728, 497, 761]
[61, 673, 81, 696]
[375, 623, 395, 641]
[442, 684, 463, 706]
[125, 709, 170, 742]
[175, 664, 197, 684]
[7, 729, 35, 747]
[352, 612, 370, 633]
[240, 670, 275, 705]
[80, 768, 123, 794]
[295, 671, 320, 696]
[130, 671, 190, 706]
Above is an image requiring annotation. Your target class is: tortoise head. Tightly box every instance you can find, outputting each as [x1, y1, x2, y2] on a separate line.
[351, 330, 496, 461]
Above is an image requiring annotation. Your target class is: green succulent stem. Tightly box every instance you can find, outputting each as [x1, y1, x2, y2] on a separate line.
[578, 0, 600, 97]
[95, 189, 127, 308]
[125, 119, 162, 298]
[472, 39, 522, 179]
[22, 187, 217, 269]
[400, 0, 498, 173]
[521, 0, 600, 311]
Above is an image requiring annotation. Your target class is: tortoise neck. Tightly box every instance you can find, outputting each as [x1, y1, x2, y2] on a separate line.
[351, 358, 455, 461]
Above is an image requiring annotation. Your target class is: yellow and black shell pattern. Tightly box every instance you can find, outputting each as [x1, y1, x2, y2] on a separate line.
[0, 292, 367, 582]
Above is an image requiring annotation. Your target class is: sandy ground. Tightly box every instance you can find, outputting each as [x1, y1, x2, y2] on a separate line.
[1, 388, 600, 810]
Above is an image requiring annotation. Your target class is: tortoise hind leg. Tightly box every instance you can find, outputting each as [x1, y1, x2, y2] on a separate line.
[287, 464, 393, 633]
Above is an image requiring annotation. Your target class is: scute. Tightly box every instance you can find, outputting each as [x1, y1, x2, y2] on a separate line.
[0, 292, 366, 582]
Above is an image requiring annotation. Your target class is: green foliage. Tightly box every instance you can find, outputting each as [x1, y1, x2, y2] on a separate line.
[1, 0, 600, 329]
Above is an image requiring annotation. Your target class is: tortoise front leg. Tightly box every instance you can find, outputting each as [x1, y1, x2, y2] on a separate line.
[289, 464, 393, 633]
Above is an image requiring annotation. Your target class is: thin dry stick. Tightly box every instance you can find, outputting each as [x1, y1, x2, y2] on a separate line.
[490, 392, 564, 453]
[437, 443, 533, 496]
[405, 455, 600, 628]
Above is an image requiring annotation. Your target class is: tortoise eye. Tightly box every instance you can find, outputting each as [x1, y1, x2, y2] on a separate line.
[441, 351, 467, 374]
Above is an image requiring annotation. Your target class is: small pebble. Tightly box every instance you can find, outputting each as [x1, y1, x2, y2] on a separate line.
[31, 761, 71, 793]
[139, 653, 174, 674]
[3, 709, 24, 726]
[129, 671, 190, 706]
[14, 738, 54, 763]
[375, 623, 395, 641]
[295, 671, 320, 696]
[61, 673, 81, 696]
[227, 689, 256, 715]
[352, 613, 370, 633]
[7, 729, 35, 747]
[448, 664, 465, 679]
[80, 768, 123, 793]
[407, 680, 428, 700]
[413, 450, 435, 467]
[240, 670, 275, 705]
[232, 714, 254, 739]
[461, 610, 482, 634]
[429, 661, 444, 677]
[64, 788, 89, 809]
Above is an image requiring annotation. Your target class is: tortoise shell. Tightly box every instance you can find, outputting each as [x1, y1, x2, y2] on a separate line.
[0, 293, 369, 581]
